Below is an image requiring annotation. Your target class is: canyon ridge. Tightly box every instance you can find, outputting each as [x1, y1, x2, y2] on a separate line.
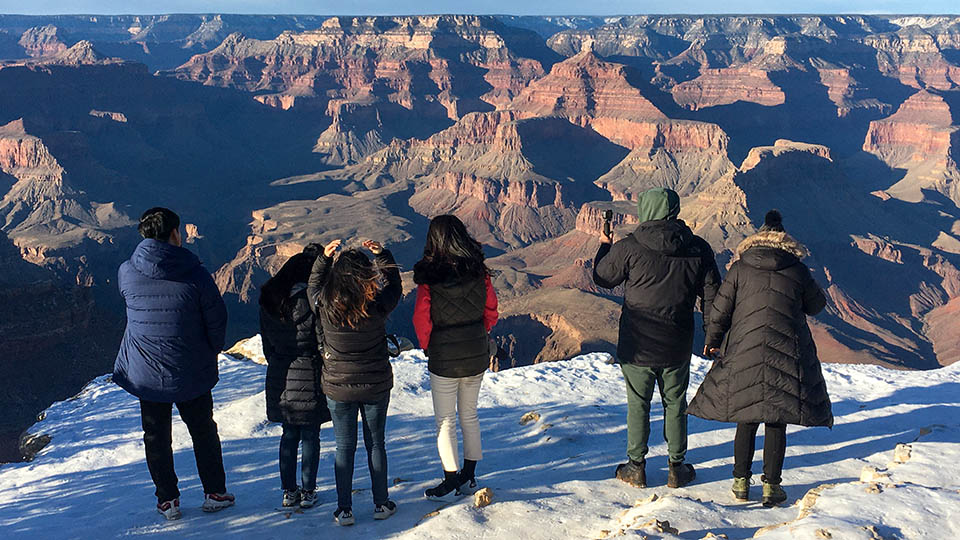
[1, 13, 959, 460]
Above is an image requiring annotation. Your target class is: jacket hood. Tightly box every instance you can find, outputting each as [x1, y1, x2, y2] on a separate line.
[131, 238, 201, 280]
[736, 230, 808, 271]
[636, 187, 680, 222]
[631, 219, 694, 256]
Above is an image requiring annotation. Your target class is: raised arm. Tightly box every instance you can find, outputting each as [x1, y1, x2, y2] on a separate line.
[373, 249, 402, 315]
[307, 254, 333, 313]
[593, 240, 628, 289]
[308, 239, 341, 313]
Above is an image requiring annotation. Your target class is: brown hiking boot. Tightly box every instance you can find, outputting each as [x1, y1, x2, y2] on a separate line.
[615, 460, 647, 488]
[667, 461, 696, 488]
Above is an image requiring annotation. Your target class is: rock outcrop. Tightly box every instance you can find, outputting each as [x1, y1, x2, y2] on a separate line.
[17, 25, 68, 58]
[863, 89, 960, 204]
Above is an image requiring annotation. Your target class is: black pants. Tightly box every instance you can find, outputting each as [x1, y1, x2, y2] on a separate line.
[733, 422, 786, 484]
[140, 392, 227, 502]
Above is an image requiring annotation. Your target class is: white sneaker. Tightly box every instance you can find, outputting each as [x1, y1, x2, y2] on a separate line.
[282, 488, 301, 508]
[300, 490, 317, 509]
[157, 498, 181, 521]
[373, 500, 397, 520]
[334, 507, 355, 526]
[202, 492, 236, 513]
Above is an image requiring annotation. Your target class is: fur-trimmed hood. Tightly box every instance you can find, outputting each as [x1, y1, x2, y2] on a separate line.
[737, 230, 808, 258]
[736, 230, 808, 271]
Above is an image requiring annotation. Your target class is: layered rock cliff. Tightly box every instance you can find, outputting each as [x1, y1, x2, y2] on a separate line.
[863, 89, 960, 204]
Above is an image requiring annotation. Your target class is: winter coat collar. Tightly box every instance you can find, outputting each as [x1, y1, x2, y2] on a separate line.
[736, 231, 808, 271]
[413, 260, 485, 286]
[630, 219, 694, 256]
[130, 238, 201, 281]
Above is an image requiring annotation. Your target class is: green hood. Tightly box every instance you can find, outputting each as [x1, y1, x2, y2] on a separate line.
[636, 188, 680, 222]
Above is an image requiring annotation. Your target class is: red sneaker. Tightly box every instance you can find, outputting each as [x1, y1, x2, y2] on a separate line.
[201, 492, 235, 513]
[157, 498, 181, 520]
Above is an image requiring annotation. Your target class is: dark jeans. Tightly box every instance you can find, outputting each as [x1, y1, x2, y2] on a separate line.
[140, 392, 226, 502]
[733, 422, 787, 484]
[280, 423, 321, 492]
[621, 361, 690, 463]
[326, 396, 390, 509]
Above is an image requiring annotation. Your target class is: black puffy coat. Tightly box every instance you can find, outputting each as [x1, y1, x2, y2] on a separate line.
[260, 284, 331, 426]
[593, 220, 721, 367]
[689, 231, 834, 427]
[414, 267, 491, 378]
[308, 250, 402, 403]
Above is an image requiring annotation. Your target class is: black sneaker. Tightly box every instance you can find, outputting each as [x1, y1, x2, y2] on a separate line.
[425, 477, 461, 501]
[615, 459, 647, 488]
[373, 500, 397, 520]
[667, 461, 696, 488]
[333, 507, 354, 526]
[457, 475, 479, 496]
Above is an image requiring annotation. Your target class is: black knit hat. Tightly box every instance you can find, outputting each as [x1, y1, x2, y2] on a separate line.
[759, 209, 784, 232]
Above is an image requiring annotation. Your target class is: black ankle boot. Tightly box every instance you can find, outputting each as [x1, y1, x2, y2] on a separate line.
[425, 471, 461, 500]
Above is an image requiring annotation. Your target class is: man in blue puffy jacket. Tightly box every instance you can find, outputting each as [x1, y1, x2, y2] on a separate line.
[114, 207, 235, 520]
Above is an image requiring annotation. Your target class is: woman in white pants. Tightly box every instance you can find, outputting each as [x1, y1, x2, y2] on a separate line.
[413, 215, 499, 500]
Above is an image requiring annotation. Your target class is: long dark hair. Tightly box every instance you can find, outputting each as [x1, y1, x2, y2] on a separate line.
[259, 245, 321, 321]
[322, 249, 380, 328]
[413, 214, 490, 285]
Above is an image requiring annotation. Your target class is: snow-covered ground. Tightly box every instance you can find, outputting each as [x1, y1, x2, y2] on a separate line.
[0, 340, 958, 539]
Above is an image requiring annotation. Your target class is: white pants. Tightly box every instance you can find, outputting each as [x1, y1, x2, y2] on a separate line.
[430, 372, 484, 472]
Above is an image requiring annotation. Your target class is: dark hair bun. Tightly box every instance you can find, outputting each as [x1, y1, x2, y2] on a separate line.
[138, 207, 180, 240]
[764, 210, 783, 228]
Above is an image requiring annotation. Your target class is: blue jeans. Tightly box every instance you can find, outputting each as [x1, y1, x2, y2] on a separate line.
[279, 423, 320, 492]
[326, 396, 390, 509]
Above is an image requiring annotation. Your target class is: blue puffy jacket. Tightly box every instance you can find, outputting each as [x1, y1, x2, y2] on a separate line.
[113, 239, 228, 403]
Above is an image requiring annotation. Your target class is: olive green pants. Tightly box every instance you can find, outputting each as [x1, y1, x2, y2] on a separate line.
[621, 361, 690, 464]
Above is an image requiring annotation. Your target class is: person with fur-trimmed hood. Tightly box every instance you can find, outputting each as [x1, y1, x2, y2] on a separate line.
[593, 187, 721, 490]
[689, 210, 833, 508]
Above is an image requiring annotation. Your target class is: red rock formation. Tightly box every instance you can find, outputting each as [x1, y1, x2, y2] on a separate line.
[863, 89, 960, 203]
[17, 25, 67, 58]
[672, 67, 786, 110]
[511, 51, 665, 120]
[595, 120, 733, 198]
[0, 119, 98, 248]
[925, 296, 960, 366]
[174, 15, 550, 113]
[864, 27, 960, 90]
